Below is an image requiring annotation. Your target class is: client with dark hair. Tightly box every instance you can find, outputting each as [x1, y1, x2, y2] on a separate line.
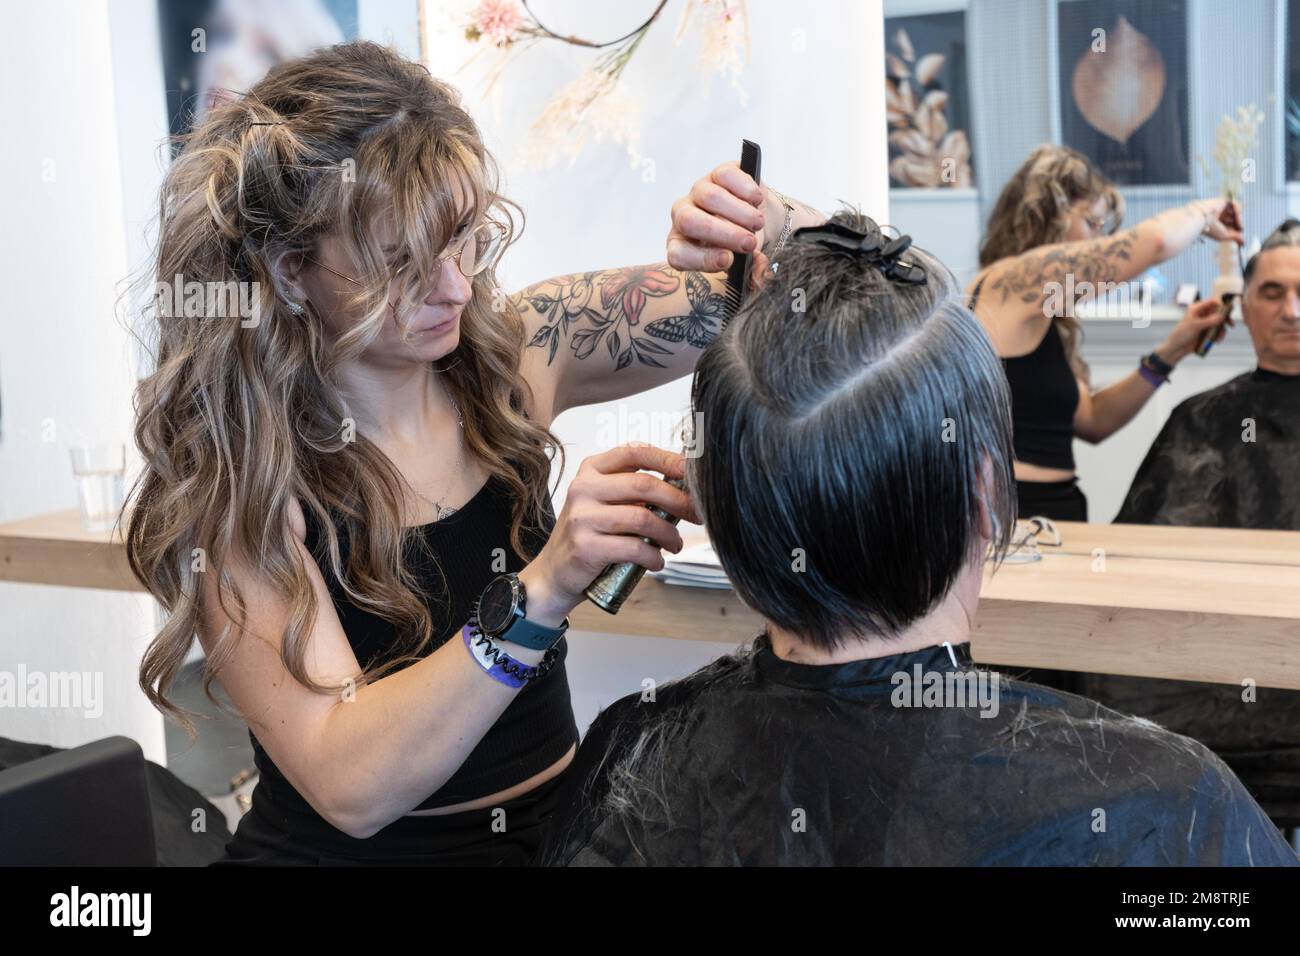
[537, 210, 1297, 866]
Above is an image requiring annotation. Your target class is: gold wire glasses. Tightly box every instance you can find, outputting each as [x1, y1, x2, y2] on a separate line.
[304, 220, 507, 285]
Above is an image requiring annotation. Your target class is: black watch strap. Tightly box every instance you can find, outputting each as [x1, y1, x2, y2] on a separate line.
[1144, 350, 1175, 377]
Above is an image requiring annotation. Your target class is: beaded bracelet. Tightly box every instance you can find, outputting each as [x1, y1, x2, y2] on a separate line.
[461, 617, 558, 689]
[1137, 362, 1167, 389]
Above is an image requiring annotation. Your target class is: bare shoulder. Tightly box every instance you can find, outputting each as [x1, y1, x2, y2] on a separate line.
[963, 263, 1017, 353]
[967, 256, 1057, 356]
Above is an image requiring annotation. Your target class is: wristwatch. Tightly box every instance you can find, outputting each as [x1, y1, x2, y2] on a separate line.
[474, 572, 568, 651]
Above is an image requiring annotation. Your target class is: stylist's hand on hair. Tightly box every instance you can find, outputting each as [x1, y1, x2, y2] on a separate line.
[517, 444, 701, 627]
[1189, 197, 1245, 245]
[668, 160, 772, 290]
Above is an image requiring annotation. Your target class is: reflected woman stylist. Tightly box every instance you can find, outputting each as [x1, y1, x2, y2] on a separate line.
[968, 145, 1243, 521]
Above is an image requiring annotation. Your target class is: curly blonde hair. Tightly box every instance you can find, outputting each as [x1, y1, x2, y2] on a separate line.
[126, 41, 561, 734]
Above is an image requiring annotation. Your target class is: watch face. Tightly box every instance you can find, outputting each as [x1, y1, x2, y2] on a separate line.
[478, 575, 517, 634]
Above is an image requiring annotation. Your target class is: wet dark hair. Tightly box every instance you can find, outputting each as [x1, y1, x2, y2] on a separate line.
[686, 208, 1017, 652]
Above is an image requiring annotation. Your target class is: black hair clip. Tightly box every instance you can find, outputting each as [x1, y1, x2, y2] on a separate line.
[790, 220, 928, 284]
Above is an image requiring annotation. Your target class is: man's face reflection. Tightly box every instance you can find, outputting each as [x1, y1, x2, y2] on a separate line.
[1243, 246, 1300, 372]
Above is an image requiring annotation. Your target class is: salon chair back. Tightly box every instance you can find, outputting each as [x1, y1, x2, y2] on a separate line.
[0, 735, 156, 865]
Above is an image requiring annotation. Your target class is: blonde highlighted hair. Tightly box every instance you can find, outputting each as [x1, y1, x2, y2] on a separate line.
[126, 41, 560, 734]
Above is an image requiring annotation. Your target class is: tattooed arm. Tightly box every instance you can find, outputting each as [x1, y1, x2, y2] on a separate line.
[514, 264, 732, 417]
[973, 197, 1242, 355]
[516, 162, 825, 418]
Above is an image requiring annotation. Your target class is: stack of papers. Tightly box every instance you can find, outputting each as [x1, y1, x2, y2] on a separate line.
[649, 541, 733, 589]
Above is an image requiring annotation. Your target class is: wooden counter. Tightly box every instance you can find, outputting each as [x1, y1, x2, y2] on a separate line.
[0, 509, 139, 591]
[3, 511, 1298, 688]
[970, 521, 1300, 688]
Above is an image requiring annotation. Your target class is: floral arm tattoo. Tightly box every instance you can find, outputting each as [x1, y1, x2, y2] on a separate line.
[515, 263, 732, 412]
[986, 228, 1138, 308]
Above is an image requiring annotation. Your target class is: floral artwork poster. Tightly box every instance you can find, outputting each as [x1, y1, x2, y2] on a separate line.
[1056, 0, 1190, 186]
[885, 11, 974, 190]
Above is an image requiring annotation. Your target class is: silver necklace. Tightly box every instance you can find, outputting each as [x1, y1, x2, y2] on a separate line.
[410, 376, 465, 522]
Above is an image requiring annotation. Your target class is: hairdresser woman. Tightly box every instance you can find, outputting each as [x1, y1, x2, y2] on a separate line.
[968, 144, 1243, 521]
[126, 41, 817, 865]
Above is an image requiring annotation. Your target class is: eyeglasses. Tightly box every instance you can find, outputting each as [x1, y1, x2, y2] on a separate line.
[305, 220, 507, 286]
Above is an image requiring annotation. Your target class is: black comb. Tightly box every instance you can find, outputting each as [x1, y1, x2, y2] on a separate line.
[723, 139, 762, 326]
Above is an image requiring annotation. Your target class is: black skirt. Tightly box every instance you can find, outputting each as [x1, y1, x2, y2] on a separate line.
[212, 768, 568, 866]
[1015, 477, 1087, 522]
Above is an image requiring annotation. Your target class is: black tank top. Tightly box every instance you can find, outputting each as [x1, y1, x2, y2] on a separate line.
[246, 469, 579, 827]
[971, 276, 1080, 470]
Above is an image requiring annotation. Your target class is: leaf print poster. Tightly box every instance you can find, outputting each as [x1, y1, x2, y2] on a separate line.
[884, 11, 974, 190]
[1057, 0, 1190, 186]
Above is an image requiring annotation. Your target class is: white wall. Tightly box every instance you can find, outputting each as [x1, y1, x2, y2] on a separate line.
[424, 0, 889, 717]
[890, 187, 982, 283]
[0, 0, 164, 761]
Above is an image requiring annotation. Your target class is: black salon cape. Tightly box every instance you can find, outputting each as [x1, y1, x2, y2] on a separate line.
[537, 636, 1296, 866]
[1086, 367, 1300, 827]
[1117, 367, 1300, 528]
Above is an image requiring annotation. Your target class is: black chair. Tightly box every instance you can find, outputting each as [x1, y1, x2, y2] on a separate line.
[0, 736, 157, 865]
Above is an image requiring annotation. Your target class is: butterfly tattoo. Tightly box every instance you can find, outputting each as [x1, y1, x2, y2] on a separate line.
[643, 272, 728, 349]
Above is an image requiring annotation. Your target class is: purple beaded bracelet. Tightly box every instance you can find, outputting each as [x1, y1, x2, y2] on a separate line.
[462, 622, 558, 689]
[1137, 363, 1167, 389]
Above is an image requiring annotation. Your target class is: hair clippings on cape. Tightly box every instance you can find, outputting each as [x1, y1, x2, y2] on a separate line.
[789, 220, 928, 284]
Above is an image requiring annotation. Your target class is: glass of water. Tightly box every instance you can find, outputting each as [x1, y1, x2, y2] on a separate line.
[69, 443, 126, 533]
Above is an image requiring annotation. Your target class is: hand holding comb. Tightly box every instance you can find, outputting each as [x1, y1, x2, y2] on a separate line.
[722, 139, 762, 324]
